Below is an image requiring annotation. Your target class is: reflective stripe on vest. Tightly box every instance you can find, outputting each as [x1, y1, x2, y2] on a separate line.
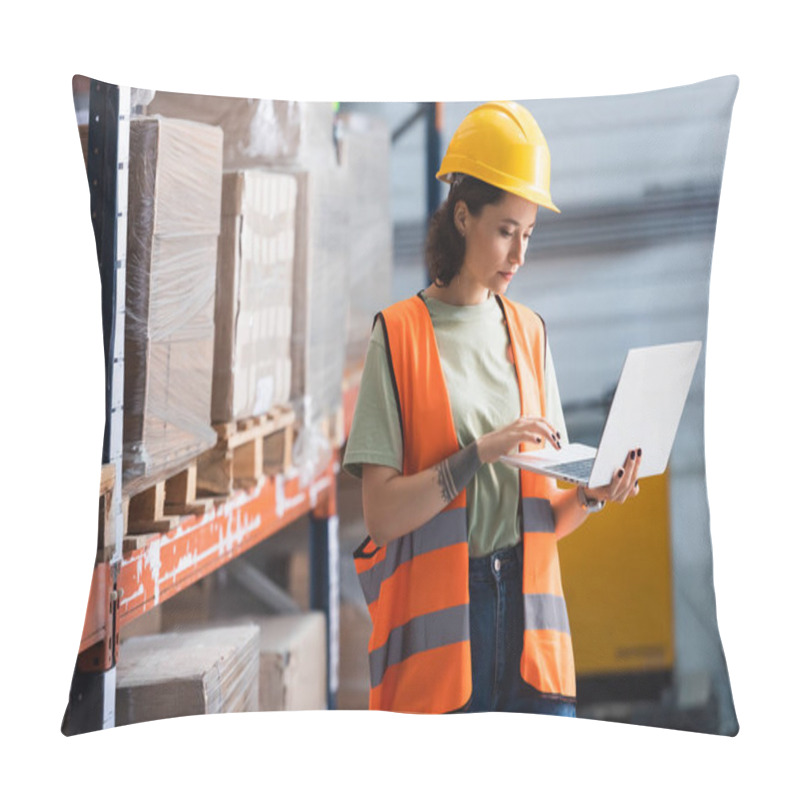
[354, 293, 576, 712]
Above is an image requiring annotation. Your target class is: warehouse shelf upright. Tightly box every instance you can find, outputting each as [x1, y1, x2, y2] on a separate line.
[63, 78, 353, 735]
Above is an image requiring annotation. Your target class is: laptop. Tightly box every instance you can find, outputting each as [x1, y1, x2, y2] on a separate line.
[501, 341, 702, 489]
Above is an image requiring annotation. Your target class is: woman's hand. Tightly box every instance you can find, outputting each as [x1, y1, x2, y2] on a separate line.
[477, 416, 562, 464]
[584, 449, 642, 505]
[552, 448, 642, 540]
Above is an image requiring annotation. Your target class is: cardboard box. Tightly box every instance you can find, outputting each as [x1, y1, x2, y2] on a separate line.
[212, 170, 296, 422]
[144, 92, 303, 168]
[127, 118, 223, 236]
[115, 624, 261, 724]
[123, 116, 223, 494]
[251, 612, 327, 711]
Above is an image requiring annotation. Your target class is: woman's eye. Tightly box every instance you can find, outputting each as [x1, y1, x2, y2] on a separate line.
[500, 229, 513, 237]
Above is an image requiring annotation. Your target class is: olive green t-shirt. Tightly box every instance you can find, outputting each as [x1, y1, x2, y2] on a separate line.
[342, 293, 568, 558]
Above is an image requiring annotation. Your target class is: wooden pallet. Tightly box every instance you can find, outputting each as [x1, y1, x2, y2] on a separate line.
[123, 462, 216, 552]
[196, 405, 296, 497]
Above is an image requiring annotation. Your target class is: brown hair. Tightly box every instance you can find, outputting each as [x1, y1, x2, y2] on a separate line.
[424, 175, 505, 286]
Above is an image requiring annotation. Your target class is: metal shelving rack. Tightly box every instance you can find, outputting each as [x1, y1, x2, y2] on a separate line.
[63, 79, 352, 734]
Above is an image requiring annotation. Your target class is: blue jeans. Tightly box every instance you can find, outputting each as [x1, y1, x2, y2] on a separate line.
[457, 543, 576, 716]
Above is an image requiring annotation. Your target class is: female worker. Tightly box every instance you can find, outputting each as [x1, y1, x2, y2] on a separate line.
[343, 101, 641, 716]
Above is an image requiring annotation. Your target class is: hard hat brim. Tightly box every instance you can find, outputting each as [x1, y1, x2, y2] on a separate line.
[436, 163, 561, 214]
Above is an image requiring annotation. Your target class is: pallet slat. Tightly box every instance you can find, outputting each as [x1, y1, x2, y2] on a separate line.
[197, 405, 295, 496]
[122, 461, 210, 543]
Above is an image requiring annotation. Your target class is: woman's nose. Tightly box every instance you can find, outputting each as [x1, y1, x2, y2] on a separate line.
[510, 235, 525, 266]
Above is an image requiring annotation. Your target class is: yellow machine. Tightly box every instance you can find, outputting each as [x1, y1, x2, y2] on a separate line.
[558, 471, 674, 702]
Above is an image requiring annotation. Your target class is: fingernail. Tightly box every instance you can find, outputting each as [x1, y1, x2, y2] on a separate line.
[630, 451, 636, 460]
[635, 480, 639, 488]
[556, 432, 561, 439]
[637, 448, 642, 457]
[618, 469, 624, 478]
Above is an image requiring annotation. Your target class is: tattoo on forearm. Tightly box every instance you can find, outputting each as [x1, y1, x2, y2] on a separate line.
[436, 441, 482, 503]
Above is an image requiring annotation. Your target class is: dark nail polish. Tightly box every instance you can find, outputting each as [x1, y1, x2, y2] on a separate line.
[630, 450, 636, 460]
[637, 448, 642, 457]
[617, 469, 624, 478]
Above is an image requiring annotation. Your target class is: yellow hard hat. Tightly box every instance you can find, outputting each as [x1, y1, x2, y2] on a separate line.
[436, 101, 560, 213]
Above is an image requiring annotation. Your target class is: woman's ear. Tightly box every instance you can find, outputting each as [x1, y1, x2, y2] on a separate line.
[453, 200, 469, 237]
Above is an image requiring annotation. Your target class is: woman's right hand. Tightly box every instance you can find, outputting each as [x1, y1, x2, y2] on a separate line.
[477, 416, 562, 464]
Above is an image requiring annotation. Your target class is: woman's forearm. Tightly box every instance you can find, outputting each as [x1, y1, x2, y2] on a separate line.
[362, 442, 482, 547]
[551, 486, 592, 541]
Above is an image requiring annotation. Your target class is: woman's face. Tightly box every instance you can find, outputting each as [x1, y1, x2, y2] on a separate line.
[456, 191, 539, 300]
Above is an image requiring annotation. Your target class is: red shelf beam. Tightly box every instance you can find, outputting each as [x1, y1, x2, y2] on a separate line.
[78, 463, 336, 653]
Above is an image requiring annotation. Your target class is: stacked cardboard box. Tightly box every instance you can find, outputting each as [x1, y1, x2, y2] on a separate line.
[142, 93, 351, 433]
[123, 116, 223, 494]
[145, 92, 303, 168]
[212, 170, 297, 422]
[225, 613, 327, 711]
[158, 574, 327, 712]
[115, 624, 260, 725]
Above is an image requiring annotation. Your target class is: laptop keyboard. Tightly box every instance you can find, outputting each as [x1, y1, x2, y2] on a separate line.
[549, 458, 595, 482]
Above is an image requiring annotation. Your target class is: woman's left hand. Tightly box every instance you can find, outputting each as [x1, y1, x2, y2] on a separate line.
[585, 448, 642, 505]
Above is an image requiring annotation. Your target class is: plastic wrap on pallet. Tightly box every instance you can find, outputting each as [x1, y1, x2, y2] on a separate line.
[212, 169, 296, 423]
[293, 395, 333, 487]
[123, 116, 223, 494]
[115, 624, 260, 724]
[338, 112, 393, 371]
[144, 91, 303, 168]
[131, 87, 155, 109]
[288, 103, 349, 430]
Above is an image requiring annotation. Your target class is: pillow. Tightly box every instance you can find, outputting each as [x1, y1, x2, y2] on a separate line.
[65, 75, 738, 738]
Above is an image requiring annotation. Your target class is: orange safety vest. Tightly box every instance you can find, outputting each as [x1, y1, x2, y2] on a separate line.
[353, 293, 576, 713]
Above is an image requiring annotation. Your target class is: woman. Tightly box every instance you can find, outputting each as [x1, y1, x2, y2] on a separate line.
[343, 101, 640, 716]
